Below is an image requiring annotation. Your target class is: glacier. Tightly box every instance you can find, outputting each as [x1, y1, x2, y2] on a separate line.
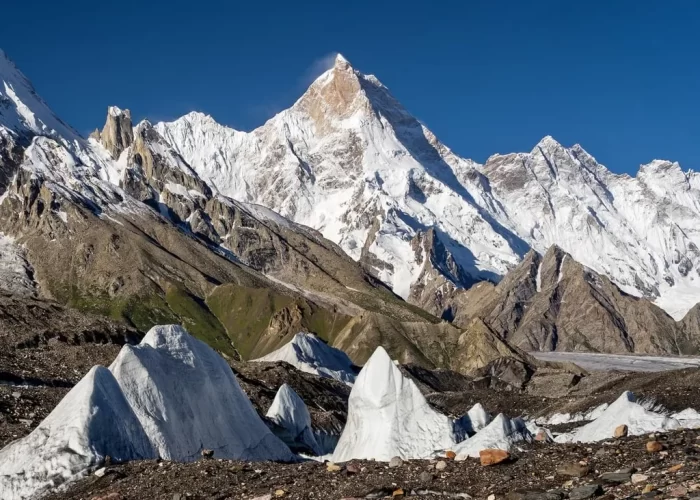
[0, 325, 294, 500]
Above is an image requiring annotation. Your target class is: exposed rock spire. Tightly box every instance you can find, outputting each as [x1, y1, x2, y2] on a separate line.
[97, 106, 134, 159]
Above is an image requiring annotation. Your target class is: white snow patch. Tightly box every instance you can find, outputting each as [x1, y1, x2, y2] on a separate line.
[254, 333, 357, 385]
[55, 210, 68, 223]
[671, 408, 700, 428]
[454, 414, 532, 460]
[555, 391, 680, 443]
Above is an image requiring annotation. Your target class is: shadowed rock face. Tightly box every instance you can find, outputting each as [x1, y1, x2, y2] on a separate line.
[442, 246, 700, 355]
[407, 228, 476, 319]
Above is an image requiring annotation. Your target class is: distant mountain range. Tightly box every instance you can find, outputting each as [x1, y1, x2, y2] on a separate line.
[1, 48, 700, 359]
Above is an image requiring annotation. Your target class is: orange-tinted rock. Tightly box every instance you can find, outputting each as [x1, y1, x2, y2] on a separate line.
[614, 424, 628, 438]
[479, 449, 510, 466]
[646, 441, 664, 453]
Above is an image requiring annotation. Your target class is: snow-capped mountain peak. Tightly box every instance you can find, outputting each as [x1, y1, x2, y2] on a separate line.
[7, 45, 698, 321]
[156, 55, 523, 299]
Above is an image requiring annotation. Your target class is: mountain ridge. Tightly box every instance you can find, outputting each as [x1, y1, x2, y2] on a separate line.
[154, 54, 700, 319]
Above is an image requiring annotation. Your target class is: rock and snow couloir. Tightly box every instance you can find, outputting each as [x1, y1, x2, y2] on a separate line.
[0, 325, 294, 500]
[255, 332, 357, 385]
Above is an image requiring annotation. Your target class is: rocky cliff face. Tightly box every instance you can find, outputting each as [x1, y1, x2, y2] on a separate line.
[97, 107, 134, 159]
[445, 246, 700, 355]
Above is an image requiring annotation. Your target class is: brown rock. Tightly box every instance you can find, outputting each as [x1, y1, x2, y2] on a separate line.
[345, 463, 360, 475]
[641, 484, 655, 494]
[669, 484, 688, 497]
[614, 424, 628, 438]
[480, 449, 510, 466]
[326, 462, 341, 472]
[556, 462, 590, 478]
[392, 488, 405, 498]
[667, 463, 684, 472]
[90, 494, 121, 500]
[646, 441, 664, 453]
[445, 450, 456, 460]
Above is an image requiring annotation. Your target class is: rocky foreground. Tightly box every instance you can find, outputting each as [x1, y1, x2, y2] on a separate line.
[45, 429, 700, 500]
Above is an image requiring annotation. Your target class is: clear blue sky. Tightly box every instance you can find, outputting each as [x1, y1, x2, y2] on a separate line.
[1, 0, 698, 173]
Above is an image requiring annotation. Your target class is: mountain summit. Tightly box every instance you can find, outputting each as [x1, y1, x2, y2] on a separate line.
[155, 57, 700, 319]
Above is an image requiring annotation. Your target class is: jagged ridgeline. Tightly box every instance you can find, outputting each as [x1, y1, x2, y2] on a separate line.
[1, 47, 700, 365]
[0, 49, 477, 371]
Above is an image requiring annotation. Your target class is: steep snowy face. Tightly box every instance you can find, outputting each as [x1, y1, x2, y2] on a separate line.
[156, 54, 524, 299]
[155, 55, 700, 318]
[331, 346, 457, 462]
[0, 49, 80, 144]
[255, 332, 357, 385]
[0, 366, 154, 500]
[0, 50, 124, 185]
[110, 325, 294, 462]
[480, 139, 700, 319]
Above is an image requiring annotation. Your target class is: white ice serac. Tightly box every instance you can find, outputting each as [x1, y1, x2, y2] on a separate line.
[0, 366, 154, 500]
[0, 325, 294, 500]
[254, 332, 357, 385]
[109, 325, 295, 462]
[266, 384, 324, 455]
[331, 346, 456, 462]
[555, 391, 681, 443]
[454, 414, 532, 460]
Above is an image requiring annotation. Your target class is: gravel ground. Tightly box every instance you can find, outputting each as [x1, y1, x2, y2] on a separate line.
[44, 429, 700, 500]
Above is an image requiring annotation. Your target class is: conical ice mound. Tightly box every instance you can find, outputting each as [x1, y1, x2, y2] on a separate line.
[331, 346, 456, 461]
